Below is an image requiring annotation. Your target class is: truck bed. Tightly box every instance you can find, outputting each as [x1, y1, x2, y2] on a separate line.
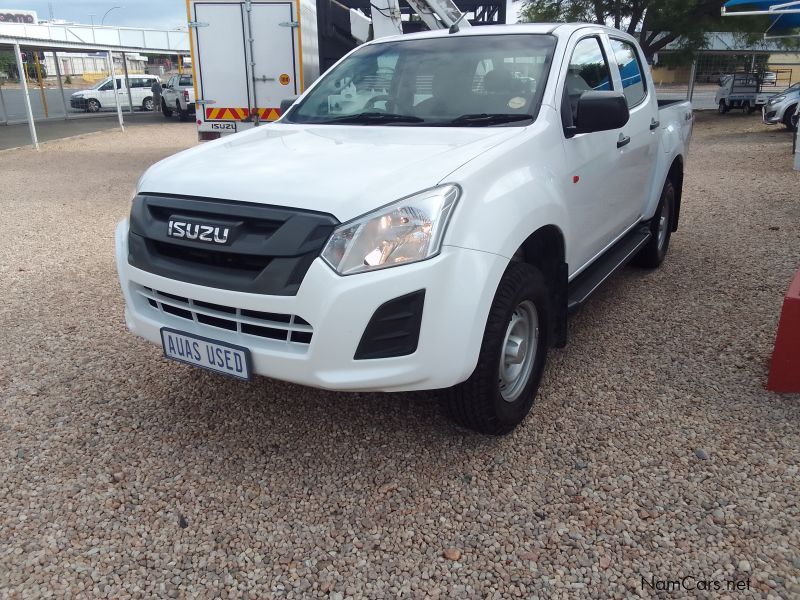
[657, 99, 686, 109]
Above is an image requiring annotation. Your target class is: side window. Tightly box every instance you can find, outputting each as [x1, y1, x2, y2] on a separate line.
[179, 76, 193, 87]
[562, 36, 613, 127]
[609, 39, 646, 107]
[115, 78, 123, 89]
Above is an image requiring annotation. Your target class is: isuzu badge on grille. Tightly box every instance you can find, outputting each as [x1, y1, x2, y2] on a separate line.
[167, 218, 230, 244]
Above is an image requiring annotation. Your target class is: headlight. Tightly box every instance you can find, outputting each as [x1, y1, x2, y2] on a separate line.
[769, 95, 785, 104]
[321, 184, 459, 276]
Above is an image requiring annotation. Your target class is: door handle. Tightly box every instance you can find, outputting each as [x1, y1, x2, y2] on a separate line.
[649, 119, 660, 130]
[617, 134, 631, 148]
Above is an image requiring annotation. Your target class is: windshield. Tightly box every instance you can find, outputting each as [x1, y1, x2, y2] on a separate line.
[92, 77, 111, 90]
[285, 34, 556, 126]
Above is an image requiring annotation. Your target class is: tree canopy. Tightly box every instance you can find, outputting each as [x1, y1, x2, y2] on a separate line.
[519, 0, 771, 61]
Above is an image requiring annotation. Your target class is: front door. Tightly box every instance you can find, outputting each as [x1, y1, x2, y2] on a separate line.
[559, 34, 626, 273]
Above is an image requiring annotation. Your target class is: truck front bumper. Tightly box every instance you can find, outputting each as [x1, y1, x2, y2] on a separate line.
[115, 220, 507, 392]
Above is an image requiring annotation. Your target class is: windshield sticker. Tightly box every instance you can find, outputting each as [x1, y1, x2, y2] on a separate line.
[508, 97, 526, 109]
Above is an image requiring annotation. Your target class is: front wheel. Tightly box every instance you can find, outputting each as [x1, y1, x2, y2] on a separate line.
[784, 105, 797, 131]
[718, 100, 728, 114]
[161, 99, 173, 117]
[634, 178, 675, 268]
[142, 96, 154, 111]
[445, 262, 550, 435]
[86, 98, 100, 113]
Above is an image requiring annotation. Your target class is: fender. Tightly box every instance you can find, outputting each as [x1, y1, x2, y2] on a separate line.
[441, 111, 572, 264]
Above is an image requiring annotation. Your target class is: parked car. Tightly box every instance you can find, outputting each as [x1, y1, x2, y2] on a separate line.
[115, 23, 692, 434]
[715, 73, 759, 113]
[762, 82, 800, 131]
[161, 73, 196, 121]
[70, 74, 160, 113]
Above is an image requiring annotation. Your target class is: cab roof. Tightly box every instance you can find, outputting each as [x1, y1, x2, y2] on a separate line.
[370, 22, 632, 44]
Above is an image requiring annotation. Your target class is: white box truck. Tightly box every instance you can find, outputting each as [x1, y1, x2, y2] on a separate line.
[186, 0, 470, 140]
[187, 0, 320, 140]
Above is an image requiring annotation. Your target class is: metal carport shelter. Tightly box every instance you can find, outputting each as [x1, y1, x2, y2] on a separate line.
[0, 21, 189, 149]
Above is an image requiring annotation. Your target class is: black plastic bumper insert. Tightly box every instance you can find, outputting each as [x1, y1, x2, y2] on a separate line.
[355, 290, 425, 360]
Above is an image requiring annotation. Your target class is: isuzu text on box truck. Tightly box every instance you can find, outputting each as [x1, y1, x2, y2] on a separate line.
[117, 24, 692, 434]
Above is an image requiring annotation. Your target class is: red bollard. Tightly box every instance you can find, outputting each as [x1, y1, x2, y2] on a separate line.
[767, 269, 800, 393]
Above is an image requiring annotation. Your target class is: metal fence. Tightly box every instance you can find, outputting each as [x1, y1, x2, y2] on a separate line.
[652, 51, 800, 111]
[0, 21, 190, 149]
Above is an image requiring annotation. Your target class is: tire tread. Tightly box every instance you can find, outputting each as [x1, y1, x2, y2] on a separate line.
[445, 262, 548, 435]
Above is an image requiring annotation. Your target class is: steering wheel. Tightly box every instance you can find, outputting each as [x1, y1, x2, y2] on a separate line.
[363, 94, 391, 111]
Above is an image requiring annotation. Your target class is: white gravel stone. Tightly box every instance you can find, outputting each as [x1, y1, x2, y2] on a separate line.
[0, 113, 798, 598]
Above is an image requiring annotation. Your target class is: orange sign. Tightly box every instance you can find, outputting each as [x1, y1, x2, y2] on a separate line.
[279, 73, 291, 86]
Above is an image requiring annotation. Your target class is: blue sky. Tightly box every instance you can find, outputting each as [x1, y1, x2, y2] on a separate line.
[7, 1, 188, 29]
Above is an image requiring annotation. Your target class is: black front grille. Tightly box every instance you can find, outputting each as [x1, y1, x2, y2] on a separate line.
[150, 240, 272, 272]
[128, 194, 338, 295]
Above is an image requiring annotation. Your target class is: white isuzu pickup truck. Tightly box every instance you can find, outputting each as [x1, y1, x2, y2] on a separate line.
[116, 23, 692, 434]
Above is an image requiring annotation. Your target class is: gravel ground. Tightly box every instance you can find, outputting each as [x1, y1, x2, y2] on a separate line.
[1, 113, 799, 599]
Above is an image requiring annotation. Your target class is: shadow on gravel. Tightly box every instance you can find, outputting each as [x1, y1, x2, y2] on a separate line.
[127, 348, 488, 449]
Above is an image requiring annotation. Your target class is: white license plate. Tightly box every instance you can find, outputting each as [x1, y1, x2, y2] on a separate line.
[160, 328, 251, 380]
[210, 122, 236, 131]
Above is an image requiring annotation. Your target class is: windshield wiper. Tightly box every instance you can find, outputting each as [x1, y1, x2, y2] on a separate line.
[439, 113, 534, 127]
[311, 112, 425, 125]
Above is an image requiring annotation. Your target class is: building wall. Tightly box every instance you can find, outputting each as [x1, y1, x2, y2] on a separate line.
[651, 65, 692, 85]
[40, 53, 147, 81]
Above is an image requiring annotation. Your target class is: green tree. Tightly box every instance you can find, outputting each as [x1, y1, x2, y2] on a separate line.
[0, 51, 16, 79]
[519, 0, 770, 61]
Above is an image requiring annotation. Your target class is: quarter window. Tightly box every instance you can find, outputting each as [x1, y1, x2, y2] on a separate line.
[609, 39, 646, 107]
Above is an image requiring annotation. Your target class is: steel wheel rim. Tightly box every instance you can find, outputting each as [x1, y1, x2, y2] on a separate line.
[658, 195, 671, 251]
[144, 98, 153, 110]
[498, 300, 539, 403]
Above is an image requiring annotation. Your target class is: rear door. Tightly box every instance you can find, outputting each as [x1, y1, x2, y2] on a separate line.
[249, 3, 298, 121]
[132, 77, 148, 106]
[194, 2, 251, 123]
[605, 36, 659, 228]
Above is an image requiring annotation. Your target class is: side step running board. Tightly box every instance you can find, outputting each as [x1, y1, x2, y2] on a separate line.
[567, 226, 651, 312]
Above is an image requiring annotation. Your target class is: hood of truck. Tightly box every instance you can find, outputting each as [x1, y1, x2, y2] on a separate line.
[137, 123, 522, 222]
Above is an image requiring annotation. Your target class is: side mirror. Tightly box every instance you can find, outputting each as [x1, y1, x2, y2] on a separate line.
[569, 91, 629, 136]
[280, 96, 298, 116]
